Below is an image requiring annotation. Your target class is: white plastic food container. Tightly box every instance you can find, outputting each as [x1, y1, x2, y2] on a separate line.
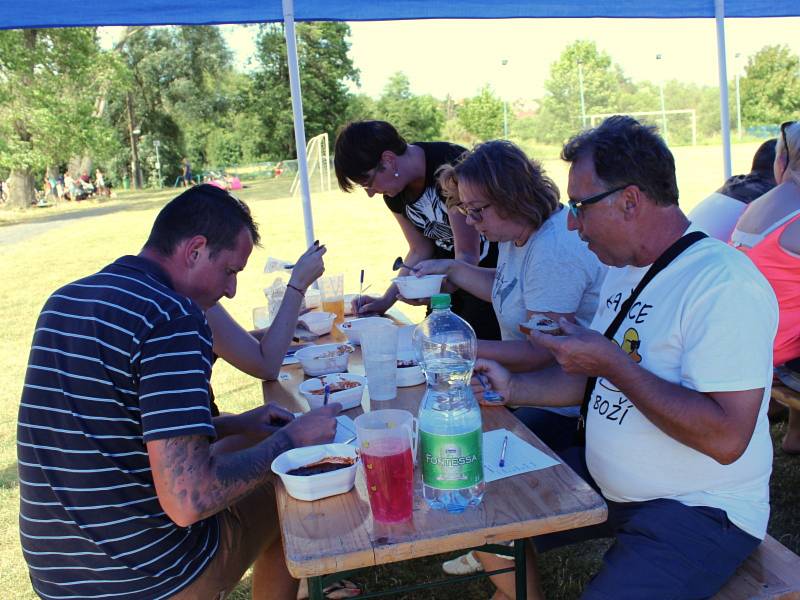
[396, 352, 424, 387]
[271, 443, 358, 501]
[298, 373, 366, 410]
[336, 316, 395, 345]
[299, 311, 335, 336]
[392, 274, 446, 299]
[295, 343, 354, 376]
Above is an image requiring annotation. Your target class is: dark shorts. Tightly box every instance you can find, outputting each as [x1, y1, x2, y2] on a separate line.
[534, 447, 761, 600]
[511, 407, 578, 453]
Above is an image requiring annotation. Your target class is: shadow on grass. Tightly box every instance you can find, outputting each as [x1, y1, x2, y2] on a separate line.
[0, 461, 18, 490]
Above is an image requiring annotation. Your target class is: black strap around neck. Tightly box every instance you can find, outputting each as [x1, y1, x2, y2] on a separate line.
[576, 230, 707, 440]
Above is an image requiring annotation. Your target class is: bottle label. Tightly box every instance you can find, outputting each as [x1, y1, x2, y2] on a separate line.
[420, 428, 483, 490]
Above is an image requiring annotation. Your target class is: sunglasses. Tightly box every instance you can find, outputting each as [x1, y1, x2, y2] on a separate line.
[567, 185, 631, 218]
[455, 203, 491, 222]
[781, 121, 796, 172]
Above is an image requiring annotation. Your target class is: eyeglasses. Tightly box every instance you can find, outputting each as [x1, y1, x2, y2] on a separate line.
[781, 121, 796, 171]
[455, 203, 491, 222]
[358, 163, 383, 190]
[567, 185, 630, 218]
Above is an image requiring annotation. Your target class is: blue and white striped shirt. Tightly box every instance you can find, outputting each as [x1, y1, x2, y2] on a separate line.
[18, 255, 219, 599]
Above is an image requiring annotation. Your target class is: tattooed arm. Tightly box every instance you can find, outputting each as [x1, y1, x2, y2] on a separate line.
[147, 404, 340, 527]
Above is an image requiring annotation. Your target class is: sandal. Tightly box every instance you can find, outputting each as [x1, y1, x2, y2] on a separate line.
[297, 578, 361, 599]
[442, 551, 484, 575]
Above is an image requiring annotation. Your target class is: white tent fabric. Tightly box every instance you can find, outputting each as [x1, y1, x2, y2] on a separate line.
[4, 1, 799, 243]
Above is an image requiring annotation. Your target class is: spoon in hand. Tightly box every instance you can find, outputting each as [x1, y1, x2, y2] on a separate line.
[476, 373, 503, 403]
[392, 256, 416, 272]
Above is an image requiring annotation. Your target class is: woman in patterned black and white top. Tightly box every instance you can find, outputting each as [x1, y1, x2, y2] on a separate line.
[334, 120, 500, 340]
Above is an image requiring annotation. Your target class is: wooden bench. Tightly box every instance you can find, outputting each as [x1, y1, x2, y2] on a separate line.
[713, 535, 800, 599]
[772, 382, 800, 412]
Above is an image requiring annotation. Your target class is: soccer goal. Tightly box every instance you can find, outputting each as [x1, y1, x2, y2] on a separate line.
[291, 132, 332, 197]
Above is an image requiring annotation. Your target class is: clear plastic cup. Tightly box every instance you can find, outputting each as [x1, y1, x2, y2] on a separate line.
[252, 306, 270, 329]
[360, 323, 398, 401]
[355, 409, 418, 523]
[318, 274, 345, 324]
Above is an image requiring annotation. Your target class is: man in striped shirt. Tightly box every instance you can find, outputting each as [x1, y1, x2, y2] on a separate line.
[18, 184, 340, 599]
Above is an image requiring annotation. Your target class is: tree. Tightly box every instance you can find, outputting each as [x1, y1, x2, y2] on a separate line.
[375, 72, 444, 141]
[457, 85, 505, 141]
[740, 45, 800, 126]
[107, 26, 237, 185]
[250, 22, 359, 159]
[532, 40, 629, 144]
[0, 28, 117, 207]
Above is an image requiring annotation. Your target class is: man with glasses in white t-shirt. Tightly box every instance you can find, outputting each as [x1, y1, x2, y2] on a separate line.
[476, 115, 778, 600]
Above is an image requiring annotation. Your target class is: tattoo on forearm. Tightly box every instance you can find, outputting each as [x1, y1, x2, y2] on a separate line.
[161, 431, 294, 522]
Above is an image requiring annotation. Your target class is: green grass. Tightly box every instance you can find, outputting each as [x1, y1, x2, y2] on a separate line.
[1, 142, 794, 600]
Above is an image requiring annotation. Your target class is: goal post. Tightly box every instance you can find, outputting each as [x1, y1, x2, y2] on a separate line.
[291, 133, 331, 197]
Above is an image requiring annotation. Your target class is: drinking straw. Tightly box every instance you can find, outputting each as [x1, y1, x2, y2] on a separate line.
[323, 384, 330, 406]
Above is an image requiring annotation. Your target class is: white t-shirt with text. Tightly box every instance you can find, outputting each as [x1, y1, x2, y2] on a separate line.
[586, 232, 778, 539]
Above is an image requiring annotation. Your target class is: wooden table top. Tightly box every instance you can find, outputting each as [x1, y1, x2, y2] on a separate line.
[263, 326, 607, 578]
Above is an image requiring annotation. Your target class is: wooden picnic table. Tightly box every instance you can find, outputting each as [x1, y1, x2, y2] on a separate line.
[263, 316, 607, 599]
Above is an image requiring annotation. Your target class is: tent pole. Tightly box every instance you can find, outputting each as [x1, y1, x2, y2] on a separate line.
[282, 0, 316, 248]
[714, 0, 733, 179]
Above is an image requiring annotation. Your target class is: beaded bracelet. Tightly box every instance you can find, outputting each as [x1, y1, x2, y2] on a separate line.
[286, 283, 305, 296]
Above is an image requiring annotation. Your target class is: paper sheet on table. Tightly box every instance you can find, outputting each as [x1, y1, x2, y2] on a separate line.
[482, 428, 560, 483]
[292, 413, 357, 445]
[333, 415, 357, 443]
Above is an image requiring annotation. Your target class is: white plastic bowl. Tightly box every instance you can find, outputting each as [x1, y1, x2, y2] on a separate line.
[392, 274, 446, 299]
[271, 443, 358, 502]
[295, 343, 354, 376]
[299, 311, 335, 336]
[298, 373, 366, 410]
[396, 351, 424, 387]
[336, 316, 395, 345]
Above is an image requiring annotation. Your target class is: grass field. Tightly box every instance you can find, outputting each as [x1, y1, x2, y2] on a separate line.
[2, 142, 796, 599]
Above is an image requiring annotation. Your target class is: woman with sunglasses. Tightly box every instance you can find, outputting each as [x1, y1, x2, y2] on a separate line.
[334, 120, 501, 340]
[731, 120, 800, 453]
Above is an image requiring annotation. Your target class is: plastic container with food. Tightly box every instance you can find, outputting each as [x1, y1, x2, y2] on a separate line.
[298, 373, 366, 410]
[392, 274, 446, 299]
[396, 352, 425, 387]
[336, 316, 395, 345]
[295, 343, 355, 376]
[271, 443, 358, 501]
[299, 311, 335, 336]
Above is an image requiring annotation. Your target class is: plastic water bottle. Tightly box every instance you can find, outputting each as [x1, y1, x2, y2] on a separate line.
[413, 293, 484, 513]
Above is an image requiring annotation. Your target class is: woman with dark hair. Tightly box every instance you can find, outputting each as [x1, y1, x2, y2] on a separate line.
[334, 120, 501, 340]
[731, 120, 800, 453]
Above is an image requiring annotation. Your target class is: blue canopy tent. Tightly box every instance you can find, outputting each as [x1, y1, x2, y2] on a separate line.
[4, 0, 799, 244]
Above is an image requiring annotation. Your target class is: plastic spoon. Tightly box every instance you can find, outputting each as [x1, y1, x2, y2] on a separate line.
[392, 256, 416, 272]
[322, 384, 330, 406]
[476, 373, 503, 403]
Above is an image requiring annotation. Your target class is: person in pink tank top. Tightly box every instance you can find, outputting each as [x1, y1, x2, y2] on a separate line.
[731, 120, 800, 453]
